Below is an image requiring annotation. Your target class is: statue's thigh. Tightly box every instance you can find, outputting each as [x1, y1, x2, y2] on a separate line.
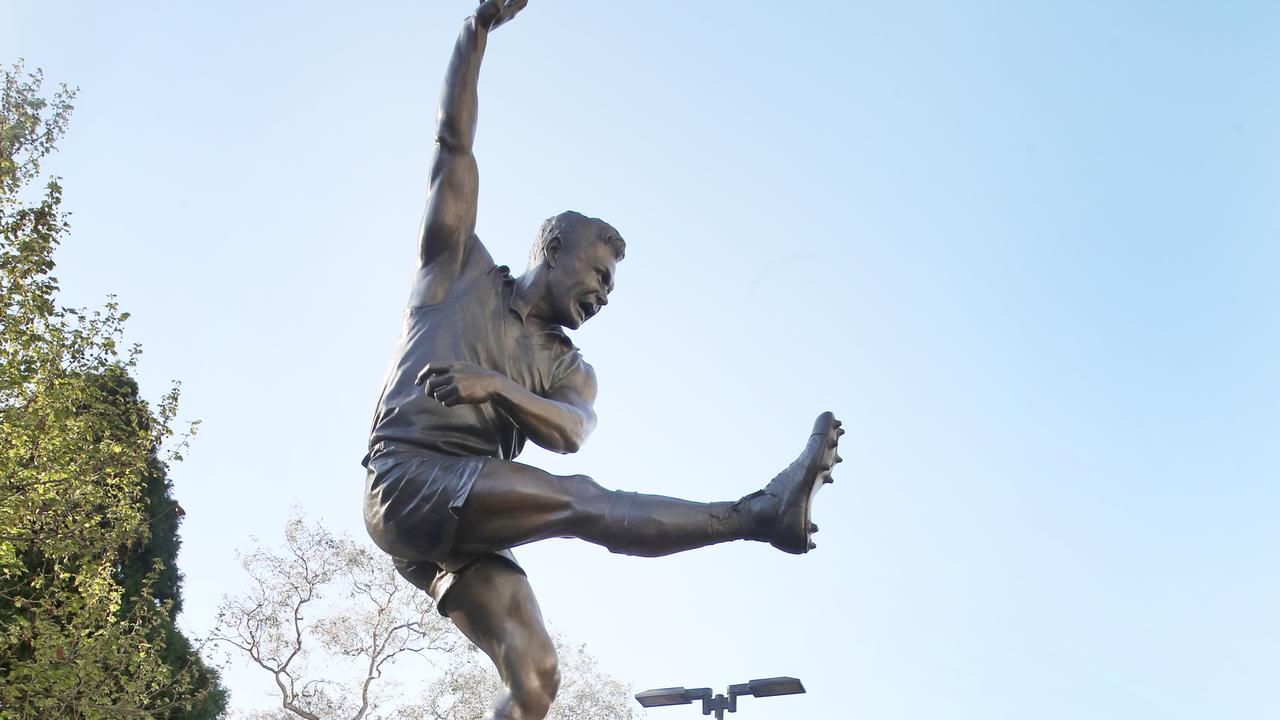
[464, 458, 608, 516]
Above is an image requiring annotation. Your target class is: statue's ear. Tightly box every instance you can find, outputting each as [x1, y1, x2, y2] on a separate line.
[544, 236, 562, 267]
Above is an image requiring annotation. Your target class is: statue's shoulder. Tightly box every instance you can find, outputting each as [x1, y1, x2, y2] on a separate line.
[408, 236, 498, 308]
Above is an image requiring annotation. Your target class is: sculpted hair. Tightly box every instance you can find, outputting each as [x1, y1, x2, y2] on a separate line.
[528, 211, 626, 269]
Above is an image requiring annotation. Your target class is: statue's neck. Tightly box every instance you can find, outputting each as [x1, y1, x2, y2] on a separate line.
[513, 269, 554, 330]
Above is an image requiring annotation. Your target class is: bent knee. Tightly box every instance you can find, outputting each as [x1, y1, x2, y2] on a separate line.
[551, 473, 610, 519]
[509, 650, 560, 716]
[563, 472, 608, 501]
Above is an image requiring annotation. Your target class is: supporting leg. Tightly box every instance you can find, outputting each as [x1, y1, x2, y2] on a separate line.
[443, 556, 560, 720]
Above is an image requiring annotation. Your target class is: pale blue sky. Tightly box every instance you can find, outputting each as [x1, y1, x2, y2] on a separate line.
[5, 1, 1279, 718]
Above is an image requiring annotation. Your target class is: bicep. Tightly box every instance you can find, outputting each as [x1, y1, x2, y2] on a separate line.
[547, 361, 599, 432]
[417, 143, 479, 269]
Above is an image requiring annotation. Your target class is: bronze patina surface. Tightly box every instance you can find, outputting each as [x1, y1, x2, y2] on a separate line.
[363, 3, 842, 718]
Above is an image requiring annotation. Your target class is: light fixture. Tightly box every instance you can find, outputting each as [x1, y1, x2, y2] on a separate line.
[635, 677, 805, 718]
[635, 686, 713, 708]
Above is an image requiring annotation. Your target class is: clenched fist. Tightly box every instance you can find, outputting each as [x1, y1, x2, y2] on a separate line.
[416, 361, 509, 407]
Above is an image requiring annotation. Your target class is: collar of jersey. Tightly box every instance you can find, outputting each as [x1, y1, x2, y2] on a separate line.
[497, 265, 579, 351]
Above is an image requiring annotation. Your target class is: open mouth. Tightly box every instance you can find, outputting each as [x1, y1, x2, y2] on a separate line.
[577, 301, 597, 322]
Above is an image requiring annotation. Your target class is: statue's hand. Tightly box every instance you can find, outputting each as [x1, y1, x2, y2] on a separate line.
[417, 361, 508, 407]
[475, 0, 528, 31]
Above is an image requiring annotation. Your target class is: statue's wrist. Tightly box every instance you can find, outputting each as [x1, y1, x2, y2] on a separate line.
[470, 9, 495, 33]
[489, 374, 517, 404]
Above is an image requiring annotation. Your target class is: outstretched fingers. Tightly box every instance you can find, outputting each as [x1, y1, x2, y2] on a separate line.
[477, 0, 528, 31]
[491, 0, 529, 30]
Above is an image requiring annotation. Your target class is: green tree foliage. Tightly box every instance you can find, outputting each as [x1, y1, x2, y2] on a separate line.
[0, 62, 225, 719]
[116, 445, 229, 720]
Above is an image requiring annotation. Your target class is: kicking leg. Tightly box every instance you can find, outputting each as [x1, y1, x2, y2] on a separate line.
[454, 412, 843, 556]
[444, 556, 559, 720]
[453, 462, 747, 557]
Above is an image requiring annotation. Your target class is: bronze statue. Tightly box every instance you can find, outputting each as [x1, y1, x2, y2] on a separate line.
[362, 2, 842, 718]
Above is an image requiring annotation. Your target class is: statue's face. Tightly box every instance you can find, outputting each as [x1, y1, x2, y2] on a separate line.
[544, 237, 617, 330]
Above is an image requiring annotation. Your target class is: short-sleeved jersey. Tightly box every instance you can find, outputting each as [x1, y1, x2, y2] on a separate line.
[369, 245, 585, 460]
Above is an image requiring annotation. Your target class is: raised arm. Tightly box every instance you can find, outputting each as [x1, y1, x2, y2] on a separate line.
[417, 0, 528, 272]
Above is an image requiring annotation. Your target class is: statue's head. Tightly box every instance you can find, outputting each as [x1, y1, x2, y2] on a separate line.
[527, 211, 625, 330]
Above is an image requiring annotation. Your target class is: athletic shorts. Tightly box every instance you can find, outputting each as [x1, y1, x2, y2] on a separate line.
[363, 442, 522, 613]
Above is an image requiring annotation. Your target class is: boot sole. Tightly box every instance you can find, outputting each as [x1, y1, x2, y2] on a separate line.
[771, 411, 842, 554]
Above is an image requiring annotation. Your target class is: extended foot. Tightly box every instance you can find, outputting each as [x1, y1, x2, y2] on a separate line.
[741, 411, 843, 554]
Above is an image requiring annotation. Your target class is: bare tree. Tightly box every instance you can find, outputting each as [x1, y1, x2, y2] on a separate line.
[211, 514, 461, 720]
[419, 635, 638, 720]
[212, 514, 637, 720]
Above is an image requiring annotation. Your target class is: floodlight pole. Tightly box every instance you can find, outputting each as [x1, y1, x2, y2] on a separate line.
[702, 686, 740, 719]
[635, 677, 805, 718]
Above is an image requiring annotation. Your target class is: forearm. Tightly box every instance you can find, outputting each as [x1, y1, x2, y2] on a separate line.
[491, 378, 594, 454]
[436, 15, 489, 153]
